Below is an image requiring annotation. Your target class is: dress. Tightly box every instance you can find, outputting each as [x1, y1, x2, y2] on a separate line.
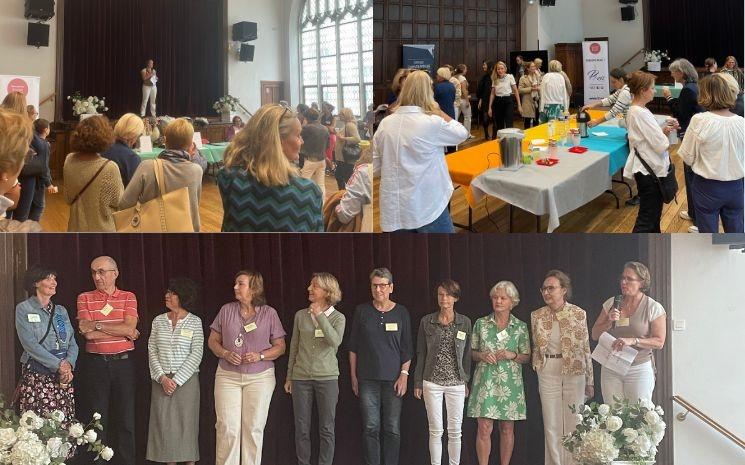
[467, 313, 529, 421]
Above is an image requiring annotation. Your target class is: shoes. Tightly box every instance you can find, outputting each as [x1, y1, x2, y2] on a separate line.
[687, 225, 699, 233]
[625, 195, 640, 206]
[679, 210, 693, 221]
[467, 134, 475, 140]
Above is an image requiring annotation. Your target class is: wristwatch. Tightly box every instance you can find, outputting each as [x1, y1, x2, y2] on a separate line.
[259, 353, 265, 361]
[95, 322, 103, 331]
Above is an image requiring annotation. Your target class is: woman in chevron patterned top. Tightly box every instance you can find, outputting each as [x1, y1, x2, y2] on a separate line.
[218, 104, 324, 232]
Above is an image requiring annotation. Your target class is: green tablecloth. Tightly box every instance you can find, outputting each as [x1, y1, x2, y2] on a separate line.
[654, 85, 681, 99]
[137, 142, 228, 163]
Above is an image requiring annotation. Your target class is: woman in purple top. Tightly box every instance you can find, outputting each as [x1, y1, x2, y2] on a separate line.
[208, 270, 286, 465]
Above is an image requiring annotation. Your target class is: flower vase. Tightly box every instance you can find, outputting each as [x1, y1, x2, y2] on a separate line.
[646, 61, 661, 72]
[221, 110, 231, 123]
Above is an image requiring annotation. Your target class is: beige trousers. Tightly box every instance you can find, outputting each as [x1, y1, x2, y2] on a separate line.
[300, 159, 326, 201]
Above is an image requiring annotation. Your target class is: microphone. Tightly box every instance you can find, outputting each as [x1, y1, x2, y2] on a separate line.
[611, 295, 622, 329]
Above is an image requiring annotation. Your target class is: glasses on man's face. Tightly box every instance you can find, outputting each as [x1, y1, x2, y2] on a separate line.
[91, 269, 116, 277]
[371, 283, 390, 290]
[540, 285, 559, 294]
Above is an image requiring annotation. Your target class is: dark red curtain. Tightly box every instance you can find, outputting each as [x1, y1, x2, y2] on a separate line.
[62, 0, 225, 120]
[649, 0, 743, 67]
[25, 234, 661, 465]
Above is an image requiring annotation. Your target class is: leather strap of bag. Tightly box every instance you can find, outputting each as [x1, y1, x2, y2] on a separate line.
[630, 141, 666, 193]
[71, 159, 110, 204]
[11, 305, 56, 409]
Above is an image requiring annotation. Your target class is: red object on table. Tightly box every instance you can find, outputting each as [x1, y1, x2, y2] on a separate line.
[568, 146, 588, 153]
[536, 158, 559, 166]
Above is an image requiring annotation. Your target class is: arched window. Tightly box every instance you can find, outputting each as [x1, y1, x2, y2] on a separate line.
[300, 0, 373, 117]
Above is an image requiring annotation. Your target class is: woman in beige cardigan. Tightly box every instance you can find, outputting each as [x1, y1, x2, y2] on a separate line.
[518, 61, 541, 129]
[333, 108, 361, 190]
[531, 269, 594, 465]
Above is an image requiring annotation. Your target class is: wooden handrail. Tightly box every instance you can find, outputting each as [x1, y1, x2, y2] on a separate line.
[672, 395, 745, 450]
[621, 48, 645, 69]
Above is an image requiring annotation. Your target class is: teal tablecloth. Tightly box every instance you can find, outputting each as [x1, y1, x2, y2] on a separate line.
[137, 142, 228, 163]
[583, 125, 629, 176]
[654, 85, 681, 98]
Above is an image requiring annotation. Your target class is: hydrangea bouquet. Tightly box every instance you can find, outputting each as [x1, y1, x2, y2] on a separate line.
[67, 91, 108, 116]
[642, 49, 669, 63]
[563, 398, 666, 465]
[0, 395, 113, 465]
[213, 95, 241, 114]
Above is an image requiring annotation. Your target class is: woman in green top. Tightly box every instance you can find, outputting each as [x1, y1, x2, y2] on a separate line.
[284, 272, 346, 465]
[467, 281, 530, 465]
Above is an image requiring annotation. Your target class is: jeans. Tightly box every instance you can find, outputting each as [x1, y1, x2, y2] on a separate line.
[394, 207, 455, 233]
[422, 381, 465, 465]
[683, 163, 697, 223]
[633, 172, 663, 233]
[335, 160, 355, 190]
[292, 379, 339, 465]
[457, 100, 472, 135]
[7, 175, 45, 222]
[359, 380, 402, 465]
[692, 174, 744, 233]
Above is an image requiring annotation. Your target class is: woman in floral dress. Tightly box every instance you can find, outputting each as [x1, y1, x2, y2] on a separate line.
[467, 281, 530, 465]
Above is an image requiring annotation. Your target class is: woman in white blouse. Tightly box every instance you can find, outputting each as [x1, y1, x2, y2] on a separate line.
[373, 70, 469, 232]
[147, 277, 204, 465]
[678, 73, 744, 233]
[624, 71, 679, 233]
[488, 61, 522, 137]
[539, 60, 571, 123]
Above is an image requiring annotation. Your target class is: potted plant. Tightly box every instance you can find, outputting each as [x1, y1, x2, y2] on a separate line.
[0, 395, 113, 464]
[213, 95, 241, 122]
[643, 50, 669, 72]
[563, 397, 666, 465]
[67, 91, 108, 121]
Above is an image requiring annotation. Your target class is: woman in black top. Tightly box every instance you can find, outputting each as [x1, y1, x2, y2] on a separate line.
[477, 60, 494, 140]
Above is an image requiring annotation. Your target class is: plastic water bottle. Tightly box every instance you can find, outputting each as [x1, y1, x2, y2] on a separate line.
[547, 119, 555, 140]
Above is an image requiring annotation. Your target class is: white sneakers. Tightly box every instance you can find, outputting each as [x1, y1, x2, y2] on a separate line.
[688, 225, 699, 233]
[679, 211, 693, 221]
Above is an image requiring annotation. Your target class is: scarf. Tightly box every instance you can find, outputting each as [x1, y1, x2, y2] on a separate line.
[157, 149, 191, 164]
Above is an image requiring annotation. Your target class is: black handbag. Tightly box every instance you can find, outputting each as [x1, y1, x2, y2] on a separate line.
[633, 148, 678, 204]
[341, 126, 361, 163]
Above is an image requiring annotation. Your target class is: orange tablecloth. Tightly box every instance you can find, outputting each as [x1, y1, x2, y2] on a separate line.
[446, 110, 608, 206]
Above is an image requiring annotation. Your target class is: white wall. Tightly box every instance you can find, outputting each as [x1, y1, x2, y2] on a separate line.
[670, 234, 745, 465]
[0, 2, 57, 119]
[538, 0, 584, 61]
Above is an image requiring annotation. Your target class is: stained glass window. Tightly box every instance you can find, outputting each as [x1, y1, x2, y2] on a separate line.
[300, 0, 372, 117]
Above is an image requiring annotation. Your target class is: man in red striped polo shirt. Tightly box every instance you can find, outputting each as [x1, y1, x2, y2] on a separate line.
[77, 255, 139, 465]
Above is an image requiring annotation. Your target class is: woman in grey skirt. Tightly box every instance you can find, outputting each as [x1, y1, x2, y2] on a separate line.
[147, 277, 204, 464]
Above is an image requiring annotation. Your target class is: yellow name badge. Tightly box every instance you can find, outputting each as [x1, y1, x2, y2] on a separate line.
[27, 313, 41, 323]
[617, 318, 630, 327]
[385, 322, 398, 332]
[314, 329, 325, 338]
[100, 303, 114, 316]
[497, 330, 508, 342]
[180, 329, 194, 338]
[456, 331, 467, 341]
[244, 322, 257, 333]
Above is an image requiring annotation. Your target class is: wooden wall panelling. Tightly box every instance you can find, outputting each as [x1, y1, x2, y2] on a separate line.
[0, 234, 27, 400]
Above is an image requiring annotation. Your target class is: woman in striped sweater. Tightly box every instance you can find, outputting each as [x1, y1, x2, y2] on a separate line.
[147, 277, 204, 465]
[581, 68, 632, 127]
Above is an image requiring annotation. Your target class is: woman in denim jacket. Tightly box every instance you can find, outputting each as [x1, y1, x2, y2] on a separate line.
[414, 279, 472, 465]
[15, 265, 79, 421]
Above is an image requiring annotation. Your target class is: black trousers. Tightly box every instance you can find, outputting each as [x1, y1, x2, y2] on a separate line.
[478, 102, 491, 139]
[77, 354, 136, 465]
[633, 172, 663, 233]
[335, 160, 355, 190]
[491, 96, 514, 138]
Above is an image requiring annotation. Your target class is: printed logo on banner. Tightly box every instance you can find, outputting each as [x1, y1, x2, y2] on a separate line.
[7, 78, 29, 95]
[590, 43, 601, 54]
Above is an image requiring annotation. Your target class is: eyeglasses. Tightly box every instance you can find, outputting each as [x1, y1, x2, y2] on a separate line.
[91, 269, 116, 277]
[619, 275, 642, 283]
[371, 283, 391, 289]
[277, 102, 292, 122]
[539, 286, 560, 293]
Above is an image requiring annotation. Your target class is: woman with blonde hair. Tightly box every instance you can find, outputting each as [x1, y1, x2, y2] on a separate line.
[518, 61, 541, 129]
[333, 107, 361, 189]
[373, 70, 468, 232]
[1, 91, 28, 116]
[388, 68, 411, 104]
[539, 60, 570, 122]
[102, 113, 144, 187]
[218, 104, 323, 232]
[488, 61, 521, 135]
[0, 107, 36, 231]
[720, 56, 744, 94]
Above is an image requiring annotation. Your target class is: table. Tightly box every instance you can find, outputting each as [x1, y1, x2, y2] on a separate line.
[137, 142, 228, 163]
[654, 85, 681, 99]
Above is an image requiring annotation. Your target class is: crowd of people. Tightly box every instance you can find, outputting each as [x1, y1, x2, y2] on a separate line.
[14, 258, 666, 465]
[0, 92, 373, 232]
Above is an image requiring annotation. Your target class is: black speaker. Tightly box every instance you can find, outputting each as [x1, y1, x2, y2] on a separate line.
[25, 0, 55, 21]
[27, 22, 50, 47]
[621, 6, 636, 21]
[239, 44, 255, 62]
[620, 0, 638, 4]
[539, 0, 556, 5]
[232, 22, 257, 42]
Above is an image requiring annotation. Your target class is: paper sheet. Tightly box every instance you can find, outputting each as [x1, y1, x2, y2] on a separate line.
[591, 332, 638, 376]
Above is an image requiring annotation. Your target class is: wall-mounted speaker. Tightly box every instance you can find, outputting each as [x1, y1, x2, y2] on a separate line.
[25, 0, 55, 21]
[232, 22, 257, 42]
[621, 6, 636, 21]
[620, 0, 639, 4]
[539, 0, 556, 5]
[239, 44, 255, 62]
[27, 22, 50, 47]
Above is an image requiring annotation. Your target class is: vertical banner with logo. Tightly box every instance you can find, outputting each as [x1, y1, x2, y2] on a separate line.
[582, 41, 610, 105]
[402, 44, 436, 74]
[0, 75, 41, 111]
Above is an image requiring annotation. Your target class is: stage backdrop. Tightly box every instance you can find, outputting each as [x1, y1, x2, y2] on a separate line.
[20, 234, 670, 465]
[61, 0, 226, 120]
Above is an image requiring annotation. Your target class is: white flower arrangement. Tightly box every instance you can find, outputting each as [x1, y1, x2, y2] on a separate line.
[213, 95, 241, 114]
[67, 91, 108, 117]
[643, 49, 669, 63]
[563, 398, 666, 465]
[0, 396, 113, 465]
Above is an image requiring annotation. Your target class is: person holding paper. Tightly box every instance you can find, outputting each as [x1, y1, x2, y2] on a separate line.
[102, 113, 144, 187]
[141, 59, 158, 117]
[413, 279, 472, 465]
[284, 273, 346, 465]
[207, 270, 287, 465]
[146, 277, 203, 465]
[467, 281, 530, 465]
[531, 270, 594, 465]
[119, 118, 204, 231]
[591, 261, 666, 404]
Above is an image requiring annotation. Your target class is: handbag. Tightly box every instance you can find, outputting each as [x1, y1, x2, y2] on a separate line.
[113, 158, 194, 232]
[632, 146, 678, 204]
[341, 126, 361, 163]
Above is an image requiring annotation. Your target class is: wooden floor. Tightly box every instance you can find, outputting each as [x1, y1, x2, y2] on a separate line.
[39, 173, 341, 232]
[374, 121, 713, 233]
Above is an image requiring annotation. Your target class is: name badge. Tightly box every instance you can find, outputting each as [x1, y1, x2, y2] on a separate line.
[27, 313, 41, 323]
[617, 318, 630, 327]
[385, 322, 398, 332]
[497, 330, 508, 342]
[181, 329, 194, 338]
[314, 329, 325, 338]
[100, 303, 114, 316]
[244, 322, 257, 333]
[456, 330, 467, 341]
